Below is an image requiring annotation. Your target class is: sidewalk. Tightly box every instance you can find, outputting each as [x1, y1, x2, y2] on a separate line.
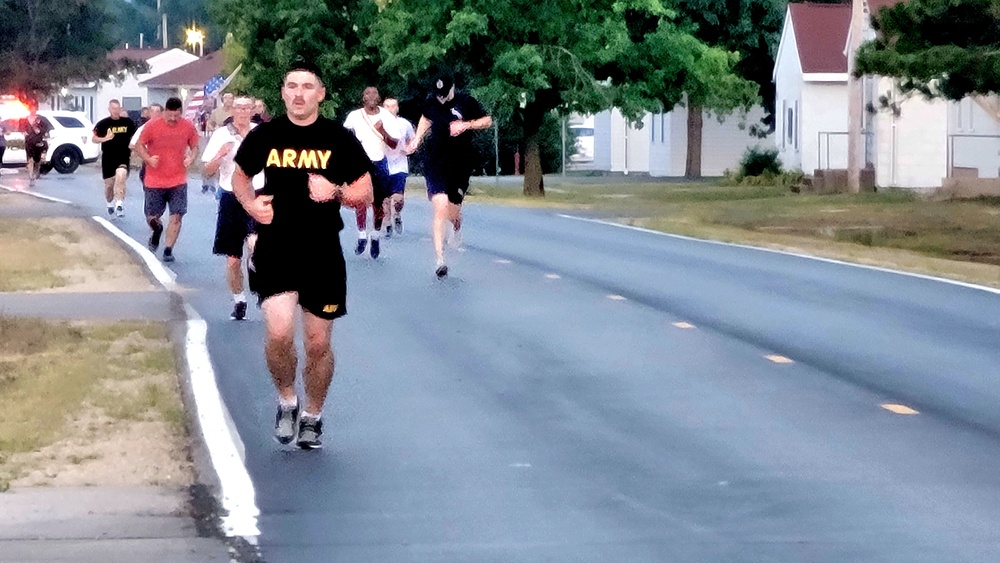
[0, 180, 236, 562]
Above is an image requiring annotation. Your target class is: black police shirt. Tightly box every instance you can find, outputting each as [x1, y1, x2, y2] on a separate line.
[93, 116, 137, 162]
[421, 92, 486, 173]
[234, 114, 371, 239]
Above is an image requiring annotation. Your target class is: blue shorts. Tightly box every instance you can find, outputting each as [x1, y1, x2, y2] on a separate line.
[387, 173, 407, 195]
[371, 158, 391, 207]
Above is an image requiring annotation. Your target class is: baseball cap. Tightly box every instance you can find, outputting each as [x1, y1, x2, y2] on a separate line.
[432, 73, 454, 97]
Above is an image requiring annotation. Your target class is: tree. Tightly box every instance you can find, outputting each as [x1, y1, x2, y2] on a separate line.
[208, 0, 380, 117]
[674, 0, 783, 178]
[854, 0, 1000, 100]
[372, 0, 750, 196]
[0, 0, 147, 104]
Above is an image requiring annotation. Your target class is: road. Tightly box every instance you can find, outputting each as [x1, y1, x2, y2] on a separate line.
[18, 166, 1000, 562]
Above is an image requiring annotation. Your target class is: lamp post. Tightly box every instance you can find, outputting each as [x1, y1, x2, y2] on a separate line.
[185, 26, 205, 57]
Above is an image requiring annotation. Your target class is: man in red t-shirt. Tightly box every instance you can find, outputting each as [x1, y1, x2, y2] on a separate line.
[133, 97, 200, 263]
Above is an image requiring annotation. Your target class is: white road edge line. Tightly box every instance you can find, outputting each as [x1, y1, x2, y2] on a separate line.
[0, 183, 73, 204]
[557, 214, 1000, 296]
[92, 216, 260, 539]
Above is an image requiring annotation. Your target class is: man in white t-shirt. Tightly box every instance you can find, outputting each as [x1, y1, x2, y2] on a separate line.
[343, 86, 400, 260]
[382, 97, 415, 237]
[129, 103, 162, 187]
[201, 96, 262, 320]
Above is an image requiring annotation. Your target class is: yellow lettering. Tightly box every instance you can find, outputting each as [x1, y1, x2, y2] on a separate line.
[282, 149, 297, 168]
[266, 149, 281, 167]
[297, 150, 319, 169]
[317, 150, 331, 169]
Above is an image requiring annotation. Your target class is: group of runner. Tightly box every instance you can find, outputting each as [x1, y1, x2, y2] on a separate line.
[88, 60, 491, 449]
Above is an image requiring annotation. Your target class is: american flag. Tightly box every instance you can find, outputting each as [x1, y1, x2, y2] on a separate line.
[204, 74, 225, 97]
[183, 90, 206, 121]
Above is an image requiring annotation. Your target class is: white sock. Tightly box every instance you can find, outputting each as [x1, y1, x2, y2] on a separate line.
[358, 231, 368, 240]
[278, 395, 298, 409]
[233, 292, 246, 303]
[370, 231, 380, 240]
[116, 199, 123, 207]
[301, 410, 321, 421]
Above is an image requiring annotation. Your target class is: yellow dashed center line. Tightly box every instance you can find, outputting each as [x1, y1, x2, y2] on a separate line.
[765, 354, 794, 364]
[544, 273, 561, 279]
[881, 403, 919, 415]
[607, 294, 627, 301]
[672, 322, 695, 329]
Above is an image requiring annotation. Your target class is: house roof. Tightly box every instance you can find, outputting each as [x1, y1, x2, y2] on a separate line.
[141, 51, 225, 88]
[108, 48, 169, 62]
[788, 3, 852, 74]
[867, 0, 906, 16]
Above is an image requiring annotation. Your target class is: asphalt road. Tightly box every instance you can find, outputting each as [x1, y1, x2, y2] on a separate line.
[17, 166, 1000, 562]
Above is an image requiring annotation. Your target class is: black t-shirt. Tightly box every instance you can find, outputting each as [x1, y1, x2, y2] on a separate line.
[93, 116, 137, 162]
[23, 117, 51, 148]
[420, 93, 486, 171]
[234, 114, 370, 241]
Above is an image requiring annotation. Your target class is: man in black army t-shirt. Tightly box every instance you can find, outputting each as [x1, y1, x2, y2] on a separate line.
[407, 72, 492, 278]
[92, 99, 137, 217]
[232, 60, 373, 450]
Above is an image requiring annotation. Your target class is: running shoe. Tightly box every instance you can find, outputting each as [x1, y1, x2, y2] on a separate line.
[435, 262, 448, 278]
[274, 403, 300, 445]
[354, 238, 367, 255]
[230, 301, 247, 321]
[297, 416, 323, 450]
[385, 224, 392, 238]
[107, 204, 115, 216]
[370, 238, 380, 259]
[148, 221, 164, 251]
[162, 247, 175, 263]
[394, 216, 402, 235]
[449, 228, 463, 250]
[115, 204, 124, 218]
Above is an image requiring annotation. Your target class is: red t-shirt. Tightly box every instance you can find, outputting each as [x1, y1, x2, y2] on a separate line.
[138, 117, 200, 189]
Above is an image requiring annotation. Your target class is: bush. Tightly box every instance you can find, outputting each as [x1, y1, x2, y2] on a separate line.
[739, 146, 782, 178]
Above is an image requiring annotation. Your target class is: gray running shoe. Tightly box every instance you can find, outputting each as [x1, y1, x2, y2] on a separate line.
[394, 216, 402, 235]
[274, 403, 299, 445]
[115, 204, 124, 218]
[435, 263, 448, 278]
[297, 416, 323, 450]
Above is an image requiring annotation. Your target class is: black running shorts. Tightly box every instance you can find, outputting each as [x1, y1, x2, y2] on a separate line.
[101, 156, 130, 180]
[213, 191, 254, 258]
[248, 235, 347, 321]
[144, 185, 188, 217]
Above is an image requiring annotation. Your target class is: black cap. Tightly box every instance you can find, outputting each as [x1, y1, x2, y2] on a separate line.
[431, 73, 454, 97]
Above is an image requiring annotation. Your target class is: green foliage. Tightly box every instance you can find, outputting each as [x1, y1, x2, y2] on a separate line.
[740, 146, 782, 177]
[0, 0, 123, 102]
[208, 0, 379, 117]
[675, 0, 782, 129]
[855, 0, 1000, 99]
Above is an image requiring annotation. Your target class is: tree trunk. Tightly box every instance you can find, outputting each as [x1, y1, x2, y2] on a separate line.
[523, 118, 545, 197]
[685, 103, 704, 180]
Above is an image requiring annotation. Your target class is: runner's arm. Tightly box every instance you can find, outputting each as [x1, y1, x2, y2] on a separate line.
[407, 116, 431, 153]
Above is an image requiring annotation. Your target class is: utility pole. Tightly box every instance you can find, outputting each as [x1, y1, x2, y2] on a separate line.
[847, 0, 865, 193]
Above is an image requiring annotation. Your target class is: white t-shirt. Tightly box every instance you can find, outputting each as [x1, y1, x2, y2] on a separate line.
[128, 122, 147, 149]
[201, 123, 264, 192]
[385, 117, 415, 175]
[343, 107, 399, 162]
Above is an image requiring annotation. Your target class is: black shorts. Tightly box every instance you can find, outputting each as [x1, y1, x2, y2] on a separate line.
[371, 158, 391, 208]
[425, 165, 470, 205]
[144, 185, 188, 217]
[248, 234, 347, 321]
[213, 191, 255, 258]
[101, 155, 130, 179]
[26, 145, 45, 163]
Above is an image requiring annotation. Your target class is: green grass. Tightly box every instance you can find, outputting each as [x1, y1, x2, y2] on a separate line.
[464, 180, 1000, 267]
[0, 318, 184, 484]
[0, 219, 70, 291]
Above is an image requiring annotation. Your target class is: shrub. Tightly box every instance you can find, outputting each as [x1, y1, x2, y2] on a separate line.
[740, 146, 782, 178]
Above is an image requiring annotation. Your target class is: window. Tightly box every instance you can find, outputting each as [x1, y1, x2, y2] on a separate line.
[793, 101, 799, 150]
[650, 114, 656, 143]
[54, 116, 84, 128]
[786, 107, 794, 147]
[660, 113, 665, 143]
[780, 101, 786, 148]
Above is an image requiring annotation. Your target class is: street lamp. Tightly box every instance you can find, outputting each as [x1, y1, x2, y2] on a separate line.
[185, 26, 205, 57]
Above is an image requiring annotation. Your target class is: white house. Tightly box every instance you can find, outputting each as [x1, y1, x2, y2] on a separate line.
[775, 0, 1000, 189]
[591, 104, 773, 177]
[773, 2, 852, 174]
[141, 50, 225, 108]
[46, 48, 198, 123]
